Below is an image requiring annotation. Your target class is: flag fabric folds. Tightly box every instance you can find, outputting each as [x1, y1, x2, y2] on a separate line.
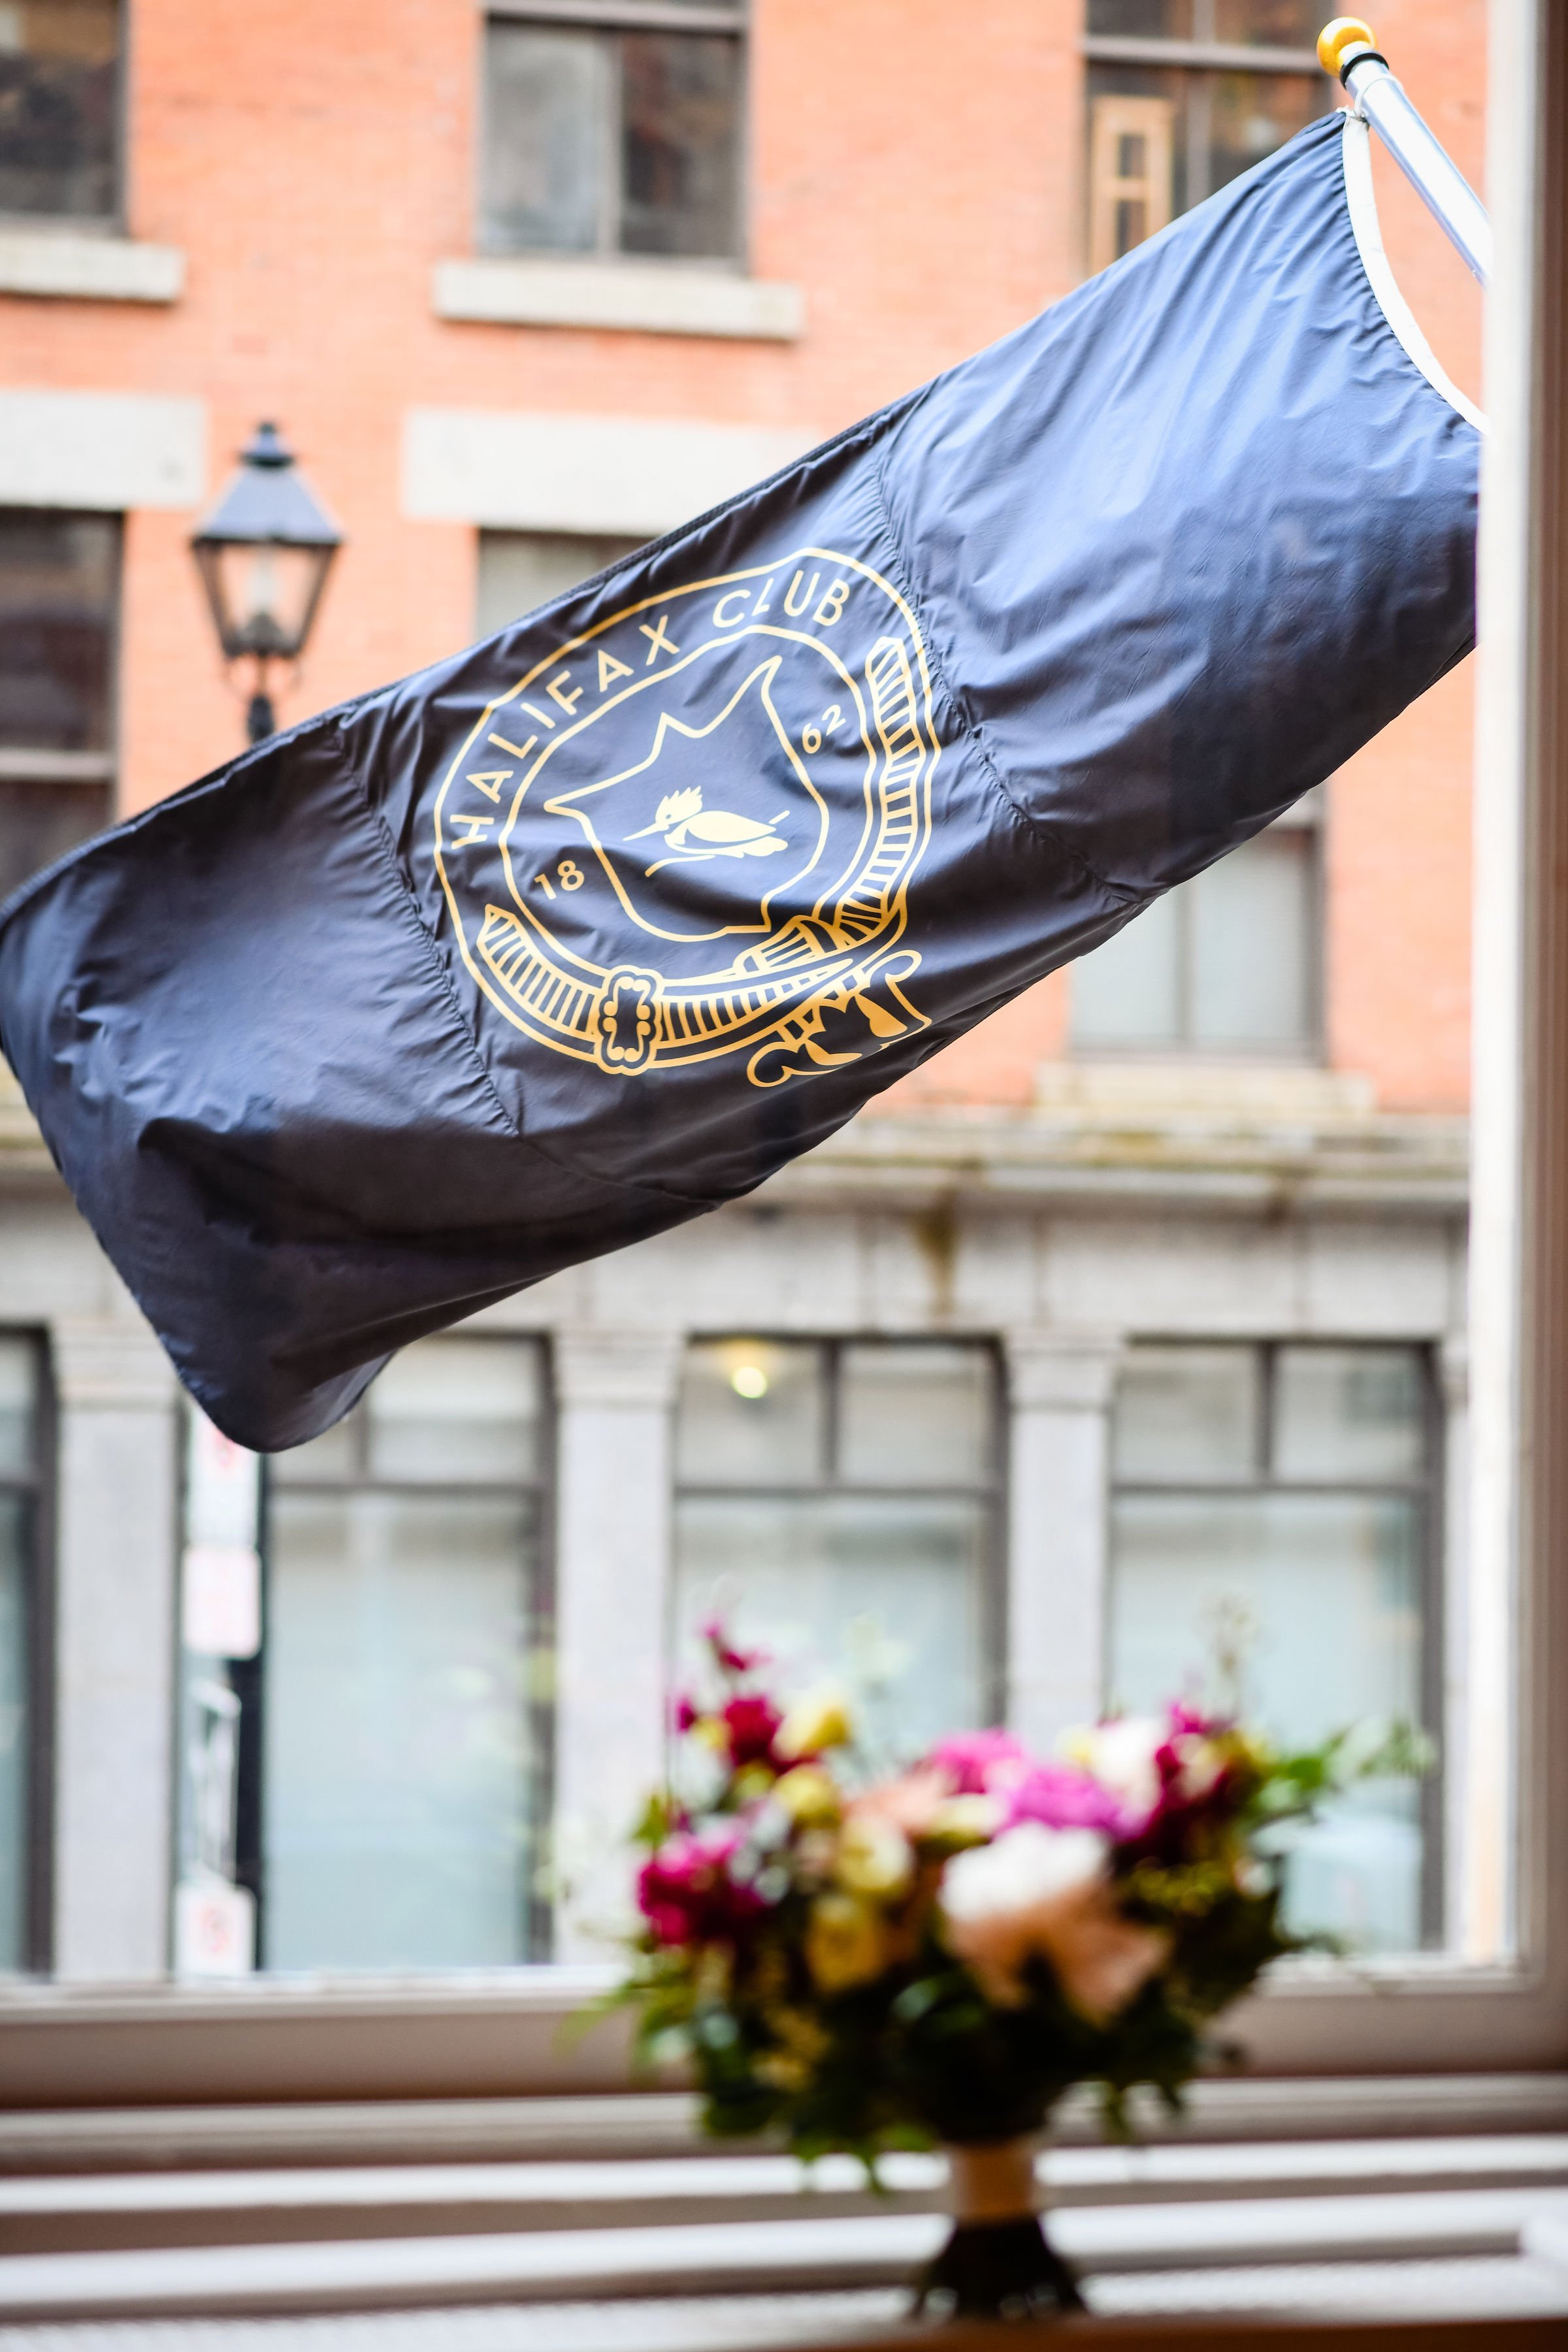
[0, 112, 1479, 1450]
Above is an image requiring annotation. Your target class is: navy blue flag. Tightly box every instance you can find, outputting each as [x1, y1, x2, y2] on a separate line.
[0, 111, 1478, 1449]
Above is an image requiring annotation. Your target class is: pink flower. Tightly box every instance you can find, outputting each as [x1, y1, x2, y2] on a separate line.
[856, 1766, 951, 1839]
[940, 1823, 1168, 2022]
[702, 1620, 767, 1678]
[721, 1692, 784, 1769]
[637, 1825, 765, 1948]
[928, 1728, 1030, 1796]
[674, 1694, 700, 1735]
[1004, 1763, 1126, 1838]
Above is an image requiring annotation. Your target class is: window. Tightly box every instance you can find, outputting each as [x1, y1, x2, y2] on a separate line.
[674, 1339, 1001, 1754]
[262, 1337, 553, 1970]
[1107, 1341, 1439, 1953]
[477, 529, 645, 640]
[0, 510, 117, 905]
[1086, 1, 1329, 270]
[0, 1337, 46, 1976]
[1073, 800, 1320, 1054]
[482, 5, 744, 262]
[0, 0, 121, 220]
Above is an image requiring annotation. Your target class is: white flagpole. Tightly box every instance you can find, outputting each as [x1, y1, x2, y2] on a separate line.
[1318, 18, 1493, 285]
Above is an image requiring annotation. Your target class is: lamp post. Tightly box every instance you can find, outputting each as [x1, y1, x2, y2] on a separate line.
[190, 422, 343, 744]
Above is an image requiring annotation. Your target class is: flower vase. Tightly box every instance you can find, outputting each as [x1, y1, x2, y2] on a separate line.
[915, 2138, 1085, 2321]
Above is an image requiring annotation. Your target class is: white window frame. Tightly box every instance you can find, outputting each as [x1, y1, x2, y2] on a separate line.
[1, 0, 1563, 2115]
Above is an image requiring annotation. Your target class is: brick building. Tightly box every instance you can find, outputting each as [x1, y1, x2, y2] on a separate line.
[0, 0, 1485, 1981]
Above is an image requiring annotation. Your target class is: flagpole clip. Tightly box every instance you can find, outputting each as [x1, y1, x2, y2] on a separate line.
[1317, 17, 1492, 286]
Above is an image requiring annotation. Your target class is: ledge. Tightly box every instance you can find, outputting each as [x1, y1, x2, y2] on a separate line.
[432, 255, 804, 341]
[0, 229, 184, 304]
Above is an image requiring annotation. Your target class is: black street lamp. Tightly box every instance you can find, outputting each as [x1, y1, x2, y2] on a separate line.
[191, 422, 344, 744]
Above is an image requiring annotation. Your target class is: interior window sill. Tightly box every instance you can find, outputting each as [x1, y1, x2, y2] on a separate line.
[0, 227, 185, 305]
[432, 255, 804, 341]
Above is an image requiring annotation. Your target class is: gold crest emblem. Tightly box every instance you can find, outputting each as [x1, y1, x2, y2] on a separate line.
[434, 549, 939, 1087]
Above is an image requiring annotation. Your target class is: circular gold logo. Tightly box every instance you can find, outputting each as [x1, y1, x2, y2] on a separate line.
[435, 547, 939, 1088]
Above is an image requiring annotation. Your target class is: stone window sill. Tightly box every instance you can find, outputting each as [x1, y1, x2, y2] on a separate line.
[432, 255, 804, 341]
[0, 228, 185, 304]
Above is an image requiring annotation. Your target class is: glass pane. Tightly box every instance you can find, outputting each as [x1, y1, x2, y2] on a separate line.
[0, 0, 119, 219]
[0, 1338, 35, 1480]
[0, 1494, 29, 1970]
[675, 1493, 988, 1761]
[0, 510, 116, 754]
[365, 1337, 544, 1485]
[1188, 826, 1314, 1051]
[1086, 63, 1193, 220]
[840, 1343, 994, 1488]
[1109, 1491, 1426, 1950]
[1205, 69, 1326, 197]
[0, 779, 112, 902]
[1114, 1345, 1260, 1482]
[1072, 889, 1181, 1048]
[265, 1492, 546, 1968]
[476, 532, 645, 641]
[1213, 1, 1319, 44]
[676, 1339, 825, 1488]
[619, 31, 740, 259]
[1275, 1347, 1428, 1484]
[1088, 1, 1194, 32]
[482, 23, 605, 255]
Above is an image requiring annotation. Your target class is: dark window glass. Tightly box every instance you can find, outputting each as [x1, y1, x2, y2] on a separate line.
[0, 1337, 44, 1975]
[1088, 1, 1317, 39]
[1089, 1, 1194, 32]
[1088, 59, 1326, 229]
[674, 1340, 1001, 1756]
[0, 510, 116, 902]
[1108, 1342, 1437, 1953]
[476, 531, 645, 640]
[1214, 1, 1319, 42]
[482, 18, 742, 262]
[0, 0, 120, 220]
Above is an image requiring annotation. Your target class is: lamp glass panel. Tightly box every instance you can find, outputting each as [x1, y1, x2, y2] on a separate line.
[207, 542, 325, 659]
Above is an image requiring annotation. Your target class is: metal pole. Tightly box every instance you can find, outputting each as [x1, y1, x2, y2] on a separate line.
[1318, 18, 1493, 286]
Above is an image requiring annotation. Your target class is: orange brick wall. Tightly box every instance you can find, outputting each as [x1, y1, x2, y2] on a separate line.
[1, 0, 1482, 1113]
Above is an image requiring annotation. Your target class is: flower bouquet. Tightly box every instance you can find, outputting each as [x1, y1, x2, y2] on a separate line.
[612, 1625, 1424, 2321]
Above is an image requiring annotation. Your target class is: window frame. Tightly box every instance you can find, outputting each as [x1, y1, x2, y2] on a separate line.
[3, 0, 1567, 2112]
[1107, 1336, 1448, 1948]
[0, 1331, 55, 1978]
[0, 0, 128, 233]
[0, 505, 122, 903]
[672, 1333, 1009, 1733]
[477, 0, 750, 272]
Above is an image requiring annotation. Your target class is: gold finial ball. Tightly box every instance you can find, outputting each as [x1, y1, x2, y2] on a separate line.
[1317, 16, 1377, 76]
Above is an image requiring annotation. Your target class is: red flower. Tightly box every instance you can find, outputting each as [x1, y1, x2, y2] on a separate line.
[721, 1691, 784, 1769]
[701, 1618, 768, 1678]
[637, 1825, 766, 1947]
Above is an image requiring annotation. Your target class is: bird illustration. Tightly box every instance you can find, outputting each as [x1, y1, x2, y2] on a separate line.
[627, 787, 790, 876]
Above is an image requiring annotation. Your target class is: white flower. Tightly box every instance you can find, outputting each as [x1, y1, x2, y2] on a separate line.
[1058, 1716, 1166, 1823]
[939, 1821, 1167, 2022]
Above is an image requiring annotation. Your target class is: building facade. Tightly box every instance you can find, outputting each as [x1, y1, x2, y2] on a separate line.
[0, 0, 1486, 1983]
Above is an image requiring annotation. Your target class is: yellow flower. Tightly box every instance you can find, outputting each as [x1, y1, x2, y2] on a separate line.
[805, 1891, 888, 1991]
[777, 1686, 854, 1761]
[834, 1810, 915, 1900]
[926, 1794, 1004, 1850]
[773, 1764, 841, 1825]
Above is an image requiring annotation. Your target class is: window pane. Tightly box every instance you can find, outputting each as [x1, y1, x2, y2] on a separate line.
[1109, 1490, 1426, 1950]
[840, 1343, 993, 1488]
[269, 1409, 356, 1486]
[675, 1494, 987, 1759]
[482, 23, 605, 255]
[1275, 1346, 1428, 1484]
[0, 1337, 35, 1480]
[0, 779, 110, 903]
[365, 1338, 544, 1485]
[1188, 826, 1315, 1051]
[1205, 69, 1326, 197]
[476, 531, 644, 642]
[619, 31, 740, 259]
[1088, 1, 1194, 32]
[265, 1491, 546, 1968]
[1213, 1, 1319, 44]
[0, 1494, 29, 1971]
[1072, 889, 1181, 1048]
[0, 510, 116, 754]
[0, 0, 119, 220]
[1113, 1345, 1260, 1482]
[676, 1339, 824, 1487]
